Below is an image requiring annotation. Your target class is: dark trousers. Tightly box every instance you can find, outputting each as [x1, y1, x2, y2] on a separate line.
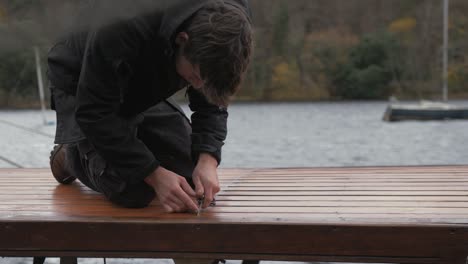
[66, 100, 195, 208]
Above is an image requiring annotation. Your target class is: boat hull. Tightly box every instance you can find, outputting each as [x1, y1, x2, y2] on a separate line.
[383, 105, 468, 121]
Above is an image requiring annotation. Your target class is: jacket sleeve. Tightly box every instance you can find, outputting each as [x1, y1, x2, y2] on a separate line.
[75, 24, 159, 184]
[187, 87, 228, 165]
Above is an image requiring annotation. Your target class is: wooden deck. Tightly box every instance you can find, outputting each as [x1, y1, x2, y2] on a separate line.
[1, 166, 468, 263]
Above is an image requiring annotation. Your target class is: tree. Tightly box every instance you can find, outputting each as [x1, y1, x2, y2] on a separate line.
[333, 32, 401, 99]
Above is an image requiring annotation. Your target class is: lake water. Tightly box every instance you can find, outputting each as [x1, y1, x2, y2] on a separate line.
[0, 101, 467, 264]
[0, 101, 467, 169]
[222, 101, 468, 168]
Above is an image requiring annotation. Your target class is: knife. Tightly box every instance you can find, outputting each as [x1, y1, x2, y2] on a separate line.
[197, 195, 204, 216]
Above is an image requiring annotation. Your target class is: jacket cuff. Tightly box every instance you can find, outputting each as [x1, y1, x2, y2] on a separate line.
[128, 159, 160, 185]
[191, 134, 223, 166]
[192, 149, 222, 167]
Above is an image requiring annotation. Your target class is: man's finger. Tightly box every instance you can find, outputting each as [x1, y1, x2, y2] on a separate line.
[169, 197, 185, 211]
[180, 178, 196, 197]
[176, 187, 199, 212]
[193, 176, 204, 197]
[162, 204, 174, 213]
[203, 189, 213, 208]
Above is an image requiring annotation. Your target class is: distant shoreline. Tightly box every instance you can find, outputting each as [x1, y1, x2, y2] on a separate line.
[1, 98, 468, 111]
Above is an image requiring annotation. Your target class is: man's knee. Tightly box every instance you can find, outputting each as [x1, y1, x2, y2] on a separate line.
[106, 184, 155, 209]
[139, 101, 194, 178]
[70, 141, 156, 208]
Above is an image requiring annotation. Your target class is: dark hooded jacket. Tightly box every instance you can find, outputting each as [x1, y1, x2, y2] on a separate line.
[47, 0, 251, 184]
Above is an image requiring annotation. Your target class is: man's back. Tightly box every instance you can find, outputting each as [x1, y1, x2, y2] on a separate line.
[48, 0, 252, 218]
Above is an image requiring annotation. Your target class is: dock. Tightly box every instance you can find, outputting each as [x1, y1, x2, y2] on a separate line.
[1, 166, 468, 263]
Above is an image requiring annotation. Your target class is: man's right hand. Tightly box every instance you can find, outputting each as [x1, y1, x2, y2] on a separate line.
[144, 166, 199, 213]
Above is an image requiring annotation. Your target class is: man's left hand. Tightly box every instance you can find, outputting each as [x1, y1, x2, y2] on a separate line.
[192, 153, 220, 208]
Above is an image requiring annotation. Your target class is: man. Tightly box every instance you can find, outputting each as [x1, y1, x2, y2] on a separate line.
[48, 0, 253, 213]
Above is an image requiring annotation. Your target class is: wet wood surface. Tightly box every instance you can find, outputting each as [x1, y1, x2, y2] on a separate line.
[1, 166, 468, 263]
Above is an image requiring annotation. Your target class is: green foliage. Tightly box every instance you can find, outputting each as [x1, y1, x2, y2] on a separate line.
[270, 60, 300, 98]
[334, 64, 393, 99]
[0, 49, 36, 104]
[332, 32, 401, 99]
[1, 0, 468, 105]
[6, 0, 41, 14]
[272, 3, 289, 57]
[448, 63, 468, 94]
[398, 0, 424, 15]
[299, 29, 358, 99]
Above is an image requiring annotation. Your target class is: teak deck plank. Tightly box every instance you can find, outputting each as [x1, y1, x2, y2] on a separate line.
[1, 166, 468, 263]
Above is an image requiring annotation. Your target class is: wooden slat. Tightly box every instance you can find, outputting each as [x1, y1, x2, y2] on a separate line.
[4, 186, 468, 191]
[0, 251, 444, 264]
[3, 200, 468, 208]
[1, 166, 468, 263]
[1, 166, 468, 221]
[2, 205, 468, 216]
[2, 210, 468, 225]
[3, 194, 468, 202]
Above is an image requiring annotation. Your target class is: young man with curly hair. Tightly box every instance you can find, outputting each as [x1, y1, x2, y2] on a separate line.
[48, 0, 253, 215]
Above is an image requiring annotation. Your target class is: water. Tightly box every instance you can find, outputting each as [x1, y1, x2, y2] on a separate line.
[222, 101, 468, 168]
[0, 101, 467, 169]
[0, 101, 467, 264]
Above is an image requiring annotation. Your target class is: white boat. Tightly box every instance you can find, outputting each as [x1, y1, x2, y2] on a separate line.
[383, 101, 468, 121]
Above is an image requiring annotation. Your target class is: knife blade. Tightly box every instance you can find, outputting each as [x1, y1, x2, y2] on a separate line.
[197, 195, 204, 216]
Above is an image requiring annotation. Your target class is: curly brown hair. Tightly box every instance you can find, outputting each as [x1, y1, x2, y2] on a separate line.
[182, 1, 253, 106]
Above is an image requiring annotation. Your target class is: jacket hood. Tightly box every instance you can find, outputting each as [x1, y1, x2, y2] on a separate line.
[159, 0, 251, 56]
